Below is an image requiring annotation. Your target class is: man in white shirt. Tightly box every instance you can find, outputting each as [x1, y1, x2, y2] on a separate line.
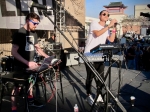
[84, 10, 117, 106]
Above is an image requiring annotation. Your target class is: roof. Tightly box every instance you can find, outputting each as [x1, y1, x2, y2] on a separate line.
[104, 2, 127, 8]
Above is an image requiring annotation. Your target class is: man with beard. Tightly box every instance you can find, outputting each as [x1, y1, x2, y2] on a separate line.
[11, 12, 58, 112]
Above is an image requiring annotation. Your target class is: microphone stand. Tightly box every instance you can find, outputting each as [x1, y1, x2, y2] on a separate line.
[42, 10, 127, 112]
[117, 46, 127, 96]
[122, 46, 128, 70]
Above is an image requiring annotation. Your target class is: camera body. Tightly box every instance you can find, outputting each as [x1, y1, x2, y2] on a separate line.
[140, 12, 150, 18]
[140, 4, 150, 18]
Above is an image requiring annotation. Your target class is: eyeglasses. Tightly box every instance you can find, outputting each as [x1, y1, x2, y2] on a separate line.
[29, 20, 39, 26]
[102, 13, 110, 17]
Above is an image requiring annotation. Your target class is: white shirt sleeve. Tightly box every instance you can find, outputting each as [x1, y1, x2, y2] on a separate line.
[89, 21, 99, 33]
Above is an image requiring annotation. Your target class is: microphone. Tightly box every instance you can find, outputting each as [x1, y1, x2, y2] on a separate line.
[108, 18, 120, 25]
[28, 1, 52, 10]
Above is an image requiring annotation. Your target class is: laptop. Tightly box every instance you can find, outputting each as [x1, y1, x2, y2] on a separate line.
[26, 56, 55, 73]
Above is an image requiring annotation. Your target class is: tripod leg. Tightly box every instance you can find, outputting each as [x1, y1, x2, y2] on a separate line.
[122, 51, 128, 70]
[59, 71, 64, 104]
[0, 83, 4, 112]
[124, 59, 128, 70]
[44, 69, 56, 101]
[41, 81, 47, 103]
[90, 93, 99, 112]
[49, 71, 56, 99]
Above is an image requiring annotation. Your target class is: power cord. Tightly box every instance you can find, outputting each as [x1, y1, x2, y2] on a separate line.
[27, 74, 37, 94]
[39, 65, 60, 104]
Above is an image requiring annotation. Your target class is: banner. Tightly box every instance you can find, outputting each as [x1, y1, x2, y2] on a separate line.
[0, 0, 54, 30]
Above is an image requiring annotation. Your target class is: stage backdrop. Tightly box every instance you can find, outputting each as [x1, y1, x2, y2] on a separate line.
[0, 0, 54, 30]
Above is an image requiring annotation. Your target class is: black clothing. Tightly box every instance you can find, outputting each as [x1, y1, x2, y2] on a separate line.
[13, 66, 31, 87]
[48, 37, 55, 43]
[143, 51, 150, 70]
[85, 62, 104, 94]
[12, 27, 38, 68]
[127, 47, 135, 60]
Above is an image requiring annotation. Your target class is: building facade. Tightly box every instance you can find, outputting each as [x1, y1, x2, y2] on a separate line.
[104, 2, 127, 37]
[85, 2, 128, 38]
[134, 4, 150, 35]
[0, 0, 86, 56]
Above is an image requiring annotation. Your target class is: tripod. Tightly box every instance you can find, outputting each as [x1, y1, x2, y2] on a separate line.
[90, 50, 122, 112]
[121, 45, 128, 70]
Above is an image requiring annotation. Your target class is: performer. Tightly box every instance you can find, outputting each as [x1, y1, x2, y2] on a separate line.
[84, 10, 117, 106]
[48, 33, 56, 43]
[11, 12, 57, 112]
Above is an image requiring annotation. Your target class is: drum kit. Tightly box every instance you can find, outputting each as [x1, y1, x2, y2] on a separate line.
[1, 56, 14, 72]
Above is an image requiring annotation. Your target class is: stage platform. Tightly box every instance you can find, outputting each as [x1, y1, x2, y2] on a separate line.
[1, 63, 150, 112]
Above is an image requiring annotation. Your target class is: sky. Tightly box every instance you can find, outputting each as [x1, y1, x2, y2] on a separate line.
[86, 0, 150, 18]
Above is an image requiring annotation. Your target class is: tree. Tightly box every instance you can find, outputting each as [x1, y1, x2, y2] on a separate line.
[121, 16, 150, 34]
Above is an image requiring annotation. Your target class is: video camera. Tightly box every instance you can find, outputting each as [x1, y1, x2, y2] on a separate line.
[140, 4, 150, 18]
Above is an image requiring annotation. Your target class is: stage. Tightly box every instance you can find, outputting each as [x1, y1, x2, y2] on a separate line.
[1, 63, 150, 112]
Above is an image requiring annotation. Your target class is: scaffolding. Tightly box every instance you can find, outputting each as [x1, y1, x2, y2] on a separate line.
[54, 0, 86, 49]
[55, 0, 65, 44]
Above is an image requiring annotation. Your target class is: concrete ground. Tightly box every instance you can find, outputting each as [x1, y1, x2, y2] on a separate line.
[0, 62, 150, 112]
